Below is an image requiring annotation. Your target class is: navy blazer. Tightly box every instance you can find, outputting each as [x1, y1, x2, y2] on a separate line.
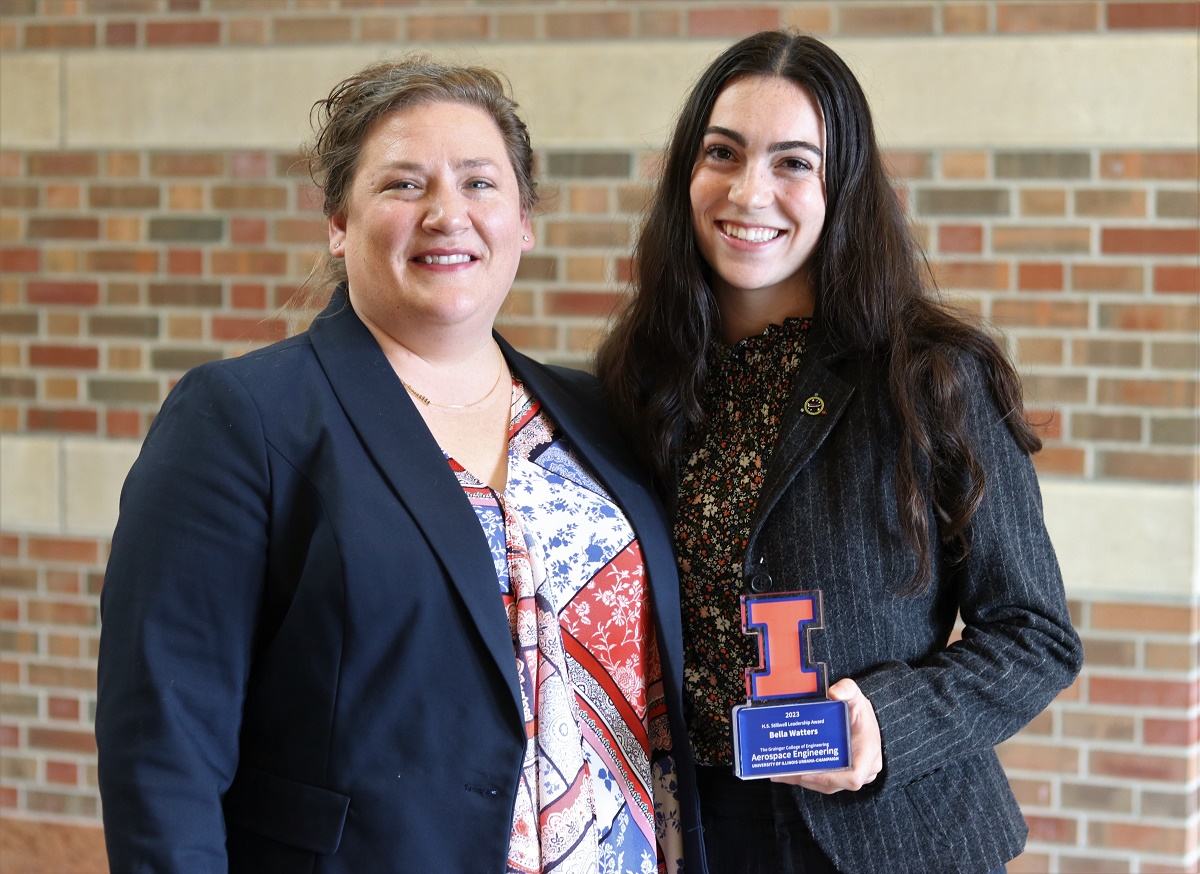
[730, 330, 1083, 874]
[96, 289, 706, 873]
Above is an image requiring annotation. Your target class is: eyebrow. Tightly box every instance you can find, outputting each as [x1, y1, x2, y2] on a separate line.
[703, 125, 824, 160]
[379, 157, 500, 172]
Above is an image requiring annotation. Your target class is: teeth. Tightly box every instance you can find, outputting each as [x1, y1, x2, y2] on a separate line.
[418, 254, 472, 264]
[721, 223, 780, 243]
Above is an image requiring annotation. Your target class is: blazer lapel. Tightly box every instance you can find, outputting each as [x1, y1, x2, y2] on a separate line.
[307, 291, 522, 717]
[748, 339, 856, 559]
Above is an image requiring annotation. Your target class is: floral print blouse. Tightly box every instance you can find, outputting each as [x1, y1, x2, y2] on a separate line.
[673, 318, 812, 766]
[451, 378, 683, 874]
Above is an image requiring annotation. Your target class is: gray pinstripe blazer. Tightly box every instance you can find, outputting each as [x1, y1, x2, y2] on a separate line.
[733, 330, 1083, 874]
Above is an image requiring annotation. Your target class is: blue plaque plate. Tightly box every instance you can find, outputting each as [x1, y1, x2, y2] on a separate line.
[732, 697, 851, 779]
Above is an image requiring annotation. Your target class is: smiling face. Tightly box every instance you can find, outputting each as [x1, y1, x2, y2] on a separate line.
[328, 100, 534, 345]
[689, 75, 827, 328]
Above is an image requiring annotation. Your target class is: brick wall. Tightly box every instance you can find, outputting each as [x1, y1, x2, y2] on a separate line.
[1, 2, 1197, 872]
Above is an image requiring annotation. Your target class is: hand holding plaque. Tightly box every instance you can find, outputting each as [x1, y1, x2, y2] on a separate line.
[731, 590, 852, 780]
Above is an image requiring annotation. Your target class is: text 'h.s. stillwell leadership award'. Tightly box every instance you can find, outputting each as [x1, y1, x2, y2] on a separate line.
[731, 589, 851, 779]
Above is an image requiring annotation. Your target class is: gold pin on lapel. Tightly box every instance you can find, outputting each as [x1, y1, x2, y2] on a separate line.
[802, 395, 825, 416]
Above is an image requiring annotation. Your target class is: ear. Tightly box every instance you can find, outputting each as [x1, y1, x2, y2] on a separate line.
[520, 214, 535, 253]
[328, 212, 347, 258]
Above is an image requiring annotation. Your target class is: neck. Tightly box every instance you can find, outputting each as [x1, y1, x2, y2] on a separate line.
[715, 282, 815, 344]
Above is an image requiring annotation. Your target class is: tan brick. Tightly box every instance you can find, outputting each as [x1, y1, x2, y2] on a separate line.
[1075, 189, 1147, 217]
[996, 740, 1080, 773]
[1101, 151, 1199, 180]
[997, 151, 1091, 179]
[1097, 378, 1198, 409]
[1020, 188, 1068, 217]
[998, 2, 1100, 32]
[782, 5, 832, 33]
[842, 3, 935, 34]
[545, 221, 629, 249]
[1073, 264, 1144, 292]
[1100, 302, 1198, 332]
[1098, 450, 1197, 481]
[944, 3, 990, 32]
[1016, 337, 1064, 365]
[273, 16, 351, 43]
[1094, 600, 1195, 633]
[1088, 821, 1191, 855]
[495, 14, 536, 40]
[1071, 339, 1142, 368]
[994, 226, 1091, 254]
[1023, 374, 1089, 403]
[941, 151, 989, 180]
[687, 6, 780, 37]
[1157, 188, 1199, 219]
[992, 300, 1089, 329]
[407, 13, 488, 41]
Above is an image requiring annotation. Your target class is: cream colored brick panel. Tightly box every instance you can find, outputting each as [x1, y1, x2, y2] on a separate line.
[0, 435, 60, 530]
[1, 36, 1194, 149]
[63, 439, 142, 537]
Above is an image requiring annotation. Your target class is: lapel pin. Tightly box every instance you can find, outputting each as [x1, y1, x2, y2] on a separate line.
[802, 395, 825, 416]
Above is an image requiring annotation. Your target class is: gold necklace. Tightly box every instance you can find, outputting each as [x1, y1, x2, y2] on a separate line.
[401, 353, 506, 410]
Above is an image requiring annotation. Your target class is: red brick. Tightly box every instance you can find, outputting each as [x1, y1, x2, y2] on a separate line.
[27, 600, 97, 627]
[28, 728, 96, 755]
[1102, 228, 1199, 255]
[47, 696, 80, 721]
[992, 300, 1089, 328]
[407, 13, 489, 41]
[1155, 265, 1200, 293]
[106, 409, 143, 438]
[211, 317, 287, 343]
[1144, 717, 1199, 747]
[28, 153, 99, 177]
[105, 21, 138, 46]
[0, 725, 18, 747]
[687, 6, 781, 36]
[29, 345, 100, 369]
[26, 281, 100, 306]
[998, 2, 1100, 32]
[1101, 151, 1200, 179]
[1072, 264, 1144, 292]
[933, 260, 1010, 290]
[27, 664, 97, 691]
[0, 247, 39, 272]
[1025, 815, 1077, 844]
[1033, 445, 1086, 476]
[26, 537, 99, 564]
[231, 217, 267, 245]
[146, 19, 220, 46]
[1098, 450, 1197, 482]
[26, 408, 99, 434]
[274, 218, 327, 244]
[544, 291, 621, 318]
[1088, 821, 1191, 855]
[1089, 675, 1198, 708]
[150, 153, 224, 176]
[1097, 378, 1198, 409]
[1018, 262, 1064, 291]
[46, 761, 78, 785]
[86, 250, 160, 274]
[210, 250, 288, 276]
[1100, 302, 1198, 332]
[168, 248, 204, 276]
[25, 23, 97, 48]
[938, 224, 983, 254]
[227, 283, 263, 310]
[841, 4, 935, 34]
[1108, 2, 1200, 29]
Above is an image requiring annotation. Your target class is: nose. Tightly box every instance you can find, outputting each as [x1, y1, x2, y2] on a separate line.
[729, 163, 771, 210]
[421, 185, 469, 234]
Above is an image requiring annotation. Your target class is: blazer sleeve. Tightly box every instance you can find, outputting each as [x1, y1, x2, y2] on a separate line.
[853, 359, 1083, 790]
[96, 363, 271, 872]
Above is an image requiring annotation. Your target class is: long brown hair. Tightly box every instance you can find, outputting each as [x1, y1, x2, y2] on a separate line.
[595, 31, 1041, 592]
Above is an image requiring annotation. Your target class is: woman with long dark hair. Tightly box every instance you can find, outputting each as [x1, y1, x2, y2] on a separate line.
[597, 30, 1081, 874]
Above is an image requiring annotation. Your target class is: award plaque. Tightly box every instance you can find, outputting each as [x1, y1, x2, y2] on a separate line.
[731, 590, 852, 779]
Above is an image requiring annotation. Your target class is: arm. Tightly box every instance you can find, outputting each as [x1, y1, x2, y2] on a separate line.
[811, 357, 1084, 797]
[96, 364, 271, 872]
[831, 360, 1081, 793]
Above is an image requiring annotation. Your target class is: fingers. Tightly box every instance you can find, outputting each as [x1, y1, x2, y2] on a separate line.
[770, 679, 883, 794]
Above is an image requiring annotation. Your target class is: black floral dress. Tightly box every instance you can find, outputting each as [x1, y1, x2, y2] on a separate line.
[674, 318, 811, 765]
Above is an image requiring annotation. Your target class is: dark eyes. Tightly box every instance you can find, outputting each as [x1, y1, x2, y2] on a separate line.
[702, 144, 814, 173]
